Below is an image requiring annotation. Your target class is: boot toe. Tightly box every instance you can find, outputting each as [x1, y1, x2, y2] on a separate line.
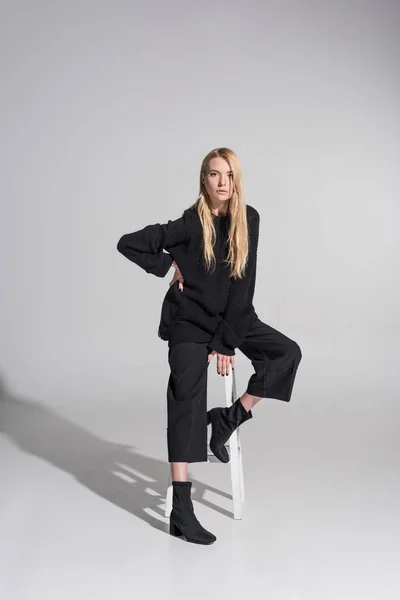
[185, 530, 217, 544]
[213, 444, 230, 463]
[210, 436, 230, 462]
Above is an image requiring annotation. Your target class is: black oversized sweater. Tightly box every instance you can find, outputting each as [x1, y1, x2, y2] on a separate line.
[117, 204, 260, 356]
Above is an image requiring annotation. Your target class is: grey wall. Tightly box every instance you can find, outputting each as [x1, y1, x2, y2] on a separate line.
[1, 0, 399, 421]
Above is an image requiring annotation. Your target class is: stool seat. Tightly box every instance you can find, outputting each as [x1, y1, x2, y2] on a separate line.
[164, 367, 246, 519]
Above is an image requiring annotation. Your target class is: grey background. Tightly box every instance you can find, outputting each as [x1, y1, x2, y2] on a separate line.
[1, 1, 399, 598]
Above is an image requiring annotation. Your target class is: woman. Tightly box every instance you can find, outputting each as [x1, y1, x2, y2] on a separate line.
[117, 147, 302, 545]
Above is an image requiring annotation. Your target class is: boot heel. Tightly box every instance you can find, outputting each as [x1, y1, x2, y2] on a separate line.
[169, 481, 216, 544]
[169, 521, 184, 538]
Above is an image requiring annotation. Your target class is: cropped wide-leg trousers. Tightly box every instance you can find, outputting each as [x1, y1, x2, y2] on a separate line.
[166, 315, 302, 463]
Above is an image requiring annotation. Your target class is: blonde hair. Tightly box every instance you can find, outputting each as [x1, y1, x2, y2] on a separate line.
[189, 147, 249, 279]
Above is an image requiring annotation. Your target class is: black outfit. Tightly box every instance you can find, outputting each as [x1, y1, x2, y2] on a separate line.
[117, 204, 259, 355]
[117, 204, 302, 463]
[169, 480, 217, 544]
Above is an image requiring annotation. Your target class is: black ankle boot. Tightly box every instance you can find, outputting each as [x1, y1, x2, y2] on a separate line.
[207, 397, 253, 463]
[169, 481, 217, 544]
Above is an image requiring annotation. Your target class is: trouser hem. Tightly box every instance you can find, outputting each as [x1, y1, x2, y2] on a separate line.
[245, 386, 291, 402]
[246, 363, 300, 402]
[168, 454, 209, 463]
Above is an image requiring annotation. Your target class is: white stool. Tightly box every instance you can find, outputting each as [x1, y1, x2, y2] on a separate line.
[164, 367, 246, 519]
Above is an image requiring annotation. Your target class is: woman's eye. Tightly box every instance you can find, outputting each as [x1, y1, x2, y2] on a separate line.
[209, 172, 233, 177]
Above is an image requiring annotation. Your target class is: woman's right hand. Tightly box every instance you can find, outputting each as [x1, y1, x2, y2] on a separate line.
[170, 260, 184, 292]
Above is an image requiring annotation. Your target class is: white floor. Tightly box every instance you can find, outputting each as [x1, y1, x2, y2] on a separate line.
[1, 384, 399, 600]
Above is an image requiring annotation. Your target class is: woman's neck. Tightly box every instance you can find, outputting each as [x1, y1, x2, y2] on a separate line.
[209, 200, 230, 217]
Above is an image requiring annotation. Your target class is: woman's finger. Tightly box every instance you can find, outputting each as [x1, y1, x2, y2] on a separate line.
[225, 356, 230, 376]
[220, 354, 226, 376]
[224, 356, 230, 376]
[217, 353, 222, 375]
[216, 353, 234, 376]
[220, 355, 226, 376]
[207, 349, 216, 363]
[217, 353, 228, 376]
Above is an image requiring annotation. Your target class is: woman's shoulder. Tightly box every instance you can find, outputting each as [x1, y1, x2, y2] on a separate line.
[180, 206, 203, 234]
[183, 206, 198, 219]
[171, 206, 198, 227]
[246, 204, 260, 223]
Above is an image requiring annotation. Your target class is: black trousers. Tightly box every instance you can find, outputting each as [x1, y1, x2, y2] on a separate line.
[166, 316, 302, 463]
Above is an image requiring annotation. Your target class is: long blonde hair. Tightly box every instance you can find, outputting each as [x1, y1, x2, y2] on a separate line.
[190, 147, 249, 279]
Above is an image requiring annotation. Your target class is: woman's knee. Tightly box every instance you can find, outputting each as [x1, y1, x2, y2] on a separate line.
[289, 340, 302, 364]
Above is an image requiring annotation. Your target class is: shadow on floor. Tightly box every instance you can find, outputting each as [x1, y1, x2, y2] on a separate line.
[0, 373, 236, 536]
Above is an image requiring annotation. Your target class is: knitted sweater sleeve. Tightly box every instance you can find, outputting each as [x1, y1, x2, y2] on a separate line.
[116, 209, 192, 277]
[207, 208, 260, 356]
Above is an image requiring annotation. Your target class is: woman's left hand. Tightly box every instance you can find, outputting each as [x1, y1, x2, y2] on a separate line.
[207, 349, 235, 376]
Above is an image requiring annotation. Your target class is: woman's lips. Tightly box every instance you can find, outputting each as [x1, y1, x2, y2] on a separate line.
[217, 191, 227, 193]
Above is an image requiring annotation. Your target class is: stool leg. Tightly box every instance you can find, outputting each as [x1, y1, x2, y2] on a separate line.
[232, 368, 246, 505]
[165, 470, 173, 517]
[237, 427, 246, 504]
[232, 368, 246, 504]
[225, 370, 243, 519]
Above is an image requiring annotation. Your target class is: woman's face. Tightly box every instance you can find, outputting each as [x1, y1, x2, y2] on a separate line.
[202, 157, 234, 205]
